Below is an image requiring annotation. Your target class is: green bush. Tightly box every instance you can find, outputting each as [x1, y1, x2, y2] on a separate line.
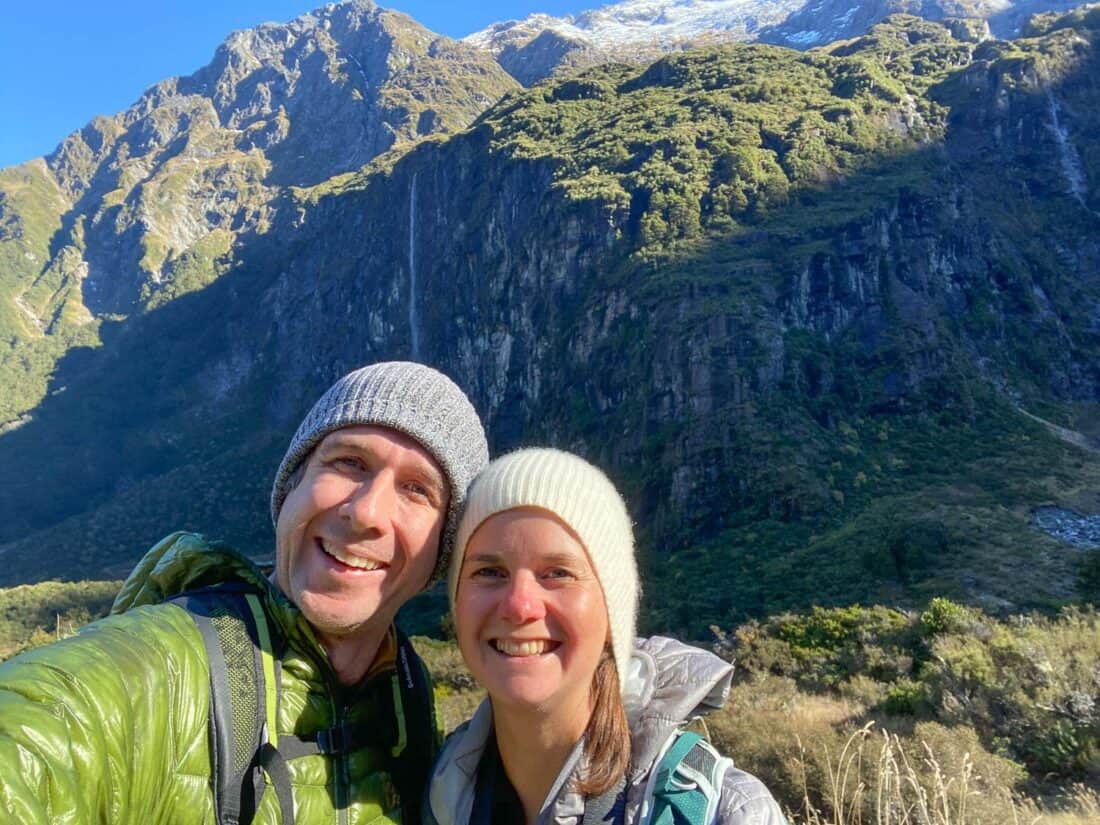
[1077, 551, 1100, 603]
[919, 596, 977, 637]
[878, 677, 928, 715]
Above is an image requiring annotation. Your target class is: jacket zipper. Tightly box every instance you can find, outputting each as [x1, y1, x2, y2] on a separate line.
[336, 703, 349, 825]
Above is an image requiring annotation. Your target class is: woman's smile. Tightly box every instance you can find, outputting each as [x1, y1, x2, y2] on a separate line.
[490, 638, 561, 657]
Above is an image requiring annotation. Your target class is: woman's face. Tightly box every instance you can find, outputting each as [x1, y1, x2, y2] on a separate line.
[454, 508, 609, 726]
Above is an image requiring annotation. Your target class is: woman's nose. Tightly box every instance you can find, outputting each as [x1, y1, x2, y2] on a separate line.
[499, 572, 545, 623]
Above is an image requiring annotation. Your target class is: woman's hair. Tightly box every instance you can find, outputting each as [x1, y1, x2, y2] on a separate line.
[576, 650, 631, 796]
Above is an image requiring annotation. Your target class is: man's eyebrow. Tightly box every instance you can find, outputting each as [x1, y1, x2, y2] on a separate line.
[413, 461, 447, 495]
[315, 435, 360, 454]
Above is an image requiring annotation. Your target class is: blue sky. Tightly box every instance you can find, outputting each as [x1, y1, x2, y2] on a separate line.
[1, 1, 594, 170]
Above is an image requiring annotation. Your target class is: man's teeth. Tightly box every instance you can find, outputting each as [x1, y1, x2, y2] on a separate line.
[319, 540, 383, 570]
[493, 639, 554, 656]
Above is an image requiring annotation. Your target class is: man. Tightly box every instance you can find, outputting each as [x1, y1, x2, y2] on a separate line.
[0, 361, 489, 824]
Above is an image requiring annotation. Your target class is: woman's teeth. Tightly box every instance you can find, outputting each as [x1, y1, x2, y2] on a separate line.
[492, 639, 556, 656]
[319, 539, 383, 570]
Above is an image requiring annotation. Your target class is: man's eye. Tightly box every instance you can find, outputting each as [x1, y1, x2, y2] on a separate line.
[404, 481, 430, 498]
[333, 456, 363, 471]
[544, 568, 574, 580]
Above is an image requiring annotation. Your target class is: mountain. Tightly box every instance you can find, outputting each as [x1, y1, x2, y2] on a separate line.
[0, 4, 1098, 637]
[0, 0, 516, 426]
[466, 0, 1089, 83]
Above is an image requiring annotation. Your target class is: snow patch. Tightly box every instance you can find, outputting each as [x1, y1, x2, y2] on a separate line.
[786, 29, 823, 45]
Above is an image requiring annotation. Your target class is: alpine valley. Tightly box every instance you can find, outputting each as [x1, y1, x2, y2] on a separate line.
[1, 0, 1098, 642]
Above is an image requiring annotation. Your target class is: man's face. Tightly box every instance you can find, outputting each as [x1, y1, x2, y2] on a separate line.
[274, 424, 449, 648]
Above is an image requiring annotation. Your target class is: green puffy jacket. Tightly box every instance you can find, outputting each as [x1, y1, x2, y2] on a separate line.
[0, 532, 438, 824]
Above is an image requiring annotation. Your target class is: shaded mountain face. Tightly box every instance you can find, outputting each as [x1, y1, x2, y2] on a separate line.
[0, 0, 516, 424]
[0, 9, 1098, 635]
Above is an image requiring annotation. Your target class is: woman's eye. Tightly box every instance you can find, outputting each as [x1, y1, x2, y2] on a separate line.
[333, 456, 363, 471]
[544, 568, 574, 580]
[470, 566, 505, 580]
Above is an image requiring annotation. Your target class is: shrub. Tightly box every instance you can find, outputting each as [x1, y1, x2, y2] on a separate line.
[879, 677, 929, 716]
[1076, 551, 1100, 603]
[920, 597, 977, 637]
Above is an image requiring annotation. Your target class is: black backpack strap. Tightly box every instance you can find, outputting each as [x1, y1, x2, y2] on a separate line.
[276, 720, 378, 759]
[257, 742, 297, 825]
[385, 628, 439, 823]
[172, 588, 286, 825]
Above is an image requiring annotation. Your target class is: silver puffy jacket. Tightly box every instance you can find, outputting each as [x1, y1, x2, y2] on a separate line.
[426, 636, 788, 825]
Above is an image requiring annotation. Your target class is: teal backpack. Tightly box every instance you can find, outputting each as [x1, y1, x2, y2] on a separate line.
[646, 731, 732, 825]
[582, 730, 732, 825]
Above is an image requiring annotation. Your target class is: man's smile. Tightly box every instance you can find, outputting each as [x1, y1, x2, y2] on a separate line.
[316, 537, 387, 571]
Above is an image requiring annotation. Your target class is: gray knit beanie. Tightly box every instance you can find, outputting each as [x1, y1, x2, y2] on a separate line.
[271, 361, 489, 580]
[449, 448, 640, 689]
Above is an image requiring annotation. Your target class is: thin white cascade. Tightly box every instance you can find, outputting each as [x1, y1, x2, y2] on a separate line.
[1045, 89, 1088, 207]
[408, 172, 421, 359]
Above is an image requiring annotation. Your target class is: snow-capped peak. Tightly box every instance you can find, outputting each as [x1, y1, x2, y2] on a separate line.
[465, 0, 806, 50]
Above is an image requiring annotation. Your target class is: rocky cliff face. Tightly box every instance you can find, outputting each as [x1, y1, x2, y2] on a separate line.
[0, 11, 1097, 631]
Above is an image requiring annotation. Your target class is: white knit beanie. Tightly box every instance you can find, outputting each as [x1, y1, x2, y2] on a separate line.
[449, 448, 639, 689]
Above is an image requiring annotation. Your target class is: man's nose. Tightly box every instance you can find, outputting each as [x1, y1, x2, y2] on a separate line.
[499, 572, 545, 623]
[341, 473, 395, 535]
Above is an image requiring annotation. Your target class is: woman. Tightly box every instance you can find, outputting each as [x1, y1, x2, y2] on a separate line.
[426, 448, 787, 825]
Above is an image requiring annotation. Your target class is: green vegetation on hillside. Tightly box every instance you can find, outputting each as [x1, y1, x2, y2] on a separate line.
[0, 579, 119, 660]
[642, 398, 1100, 637]
[0, 162, 101, 424]
[474, 17, 965, 255]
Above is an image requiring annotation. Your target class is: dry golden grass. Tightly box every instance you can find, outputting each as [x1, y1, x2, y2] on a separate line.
[709, 678, 1100, 825]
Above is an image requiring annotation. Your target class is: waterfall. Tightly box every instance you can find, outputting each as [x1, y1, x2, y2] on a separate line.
[408, 172, 421, 360]
[1045, 89, 1088, 207]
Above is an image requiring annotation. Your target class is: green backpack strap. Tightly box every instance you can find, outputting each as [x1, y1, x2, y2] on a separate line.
[648, 730, 732, 825]
[172, 588, 289, 825]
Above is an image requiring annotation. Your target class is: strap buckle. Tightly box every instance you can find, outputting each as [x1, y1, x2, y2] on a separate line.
[316, 723, 351, 755]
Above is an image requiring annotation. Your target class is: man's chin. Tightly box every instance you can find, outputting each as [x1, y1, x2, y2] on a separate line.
[297, 594, 383, 638]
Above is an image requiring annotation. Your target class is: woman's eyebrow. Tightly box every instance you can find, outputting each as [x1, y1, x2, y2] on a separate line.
[466, 552, 502, 565]
[539, 551, 588, 567]
[465, 551, 585, 566]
